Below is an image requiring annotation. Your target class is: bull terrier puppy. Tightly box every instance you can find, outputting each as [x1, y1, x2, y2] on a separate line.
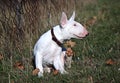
[33, 11, 88, 77]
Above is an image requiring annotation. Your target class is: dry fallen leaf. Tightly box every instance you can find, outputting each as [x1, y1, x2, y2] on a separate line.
[86, 16, 97, 26]
[53, 70, 59, 75]
[0, 53, 3, 60]
[11, 80, 14, 83]
[32, 68, 40, 75]
[106, 59, 115, 65]
[66, 48, 74, 57]
[14, 61, 24, 70]
[65, 40, 76, 47]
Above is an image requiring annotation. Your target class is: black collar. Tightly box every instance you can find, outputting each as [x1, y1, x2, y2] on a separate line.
[51, 27, 63, 47]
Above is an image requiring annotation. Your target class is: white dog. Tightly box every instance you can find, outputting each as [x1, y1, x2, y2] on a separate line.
[33, 11, 88, 77]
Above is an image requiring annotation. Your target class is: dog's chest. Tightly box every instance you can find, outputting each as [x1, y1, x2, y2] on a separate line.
[42, 44, 62, 64]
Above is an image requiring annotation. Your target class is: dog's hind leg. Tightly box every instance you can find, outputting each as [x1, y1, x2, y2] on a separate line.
[53, 55, 68, 74]
[35, 52, 44, 77]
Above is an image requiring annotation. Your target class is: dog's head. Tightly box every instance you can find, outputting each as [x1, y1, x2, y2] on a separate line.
[60, 11, 89, 39]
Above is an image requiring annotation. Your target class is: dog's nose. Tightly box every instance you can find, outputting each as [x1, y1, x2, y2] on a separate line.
[86, 32, 89, 36]
[84, 30, 89, 37]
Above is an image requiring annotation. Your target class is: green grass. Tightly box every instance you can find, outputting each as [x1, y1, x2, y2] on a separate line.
[0, 0, 120, 83]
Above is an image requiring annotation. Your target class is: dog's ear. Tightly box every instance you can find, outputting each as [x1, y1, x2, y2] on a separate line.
[60, 12, 68, 27]
[69, 11, 75, 21]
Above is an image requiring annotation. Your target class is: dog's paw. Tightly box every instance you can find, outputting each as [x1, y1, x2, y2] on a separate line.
[44, 67, 51, 73]
[64, 71, 69, 74]
[38, 72, 43, 77]
[61, 70, 69, 74]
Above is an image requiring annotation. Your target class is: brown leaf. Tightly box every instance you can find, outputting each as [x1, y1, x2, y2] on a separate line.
[11, 80, 14, 83]
[66, 48, 74, 57]
[65, 40, 76, 47]
[86, 16, 97, 26]
[0, 53, 3, 60]
[14, 61, 24, 70]
[32, 68, 40, 75]
[53, 70, 59, 75]
[106, 59, 115, 65]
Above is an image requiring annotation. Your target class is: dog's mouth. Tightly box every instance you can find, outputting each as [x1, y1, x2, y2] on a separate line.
[73, 34, 86, 39]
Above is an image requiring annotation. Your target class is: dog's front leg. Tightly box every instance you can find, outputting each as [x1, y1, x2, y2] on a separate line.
[35, 52, 44, 77]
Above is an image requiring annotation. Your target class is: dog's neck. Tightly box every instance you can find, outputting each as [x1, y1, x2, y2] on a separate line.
[51, 28, 63, 47]
[51, 25, 69, 47]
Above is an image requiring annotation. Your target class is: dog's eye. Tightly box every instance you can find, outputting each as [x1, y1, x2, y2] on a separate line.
[73, 24, 77, 26]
